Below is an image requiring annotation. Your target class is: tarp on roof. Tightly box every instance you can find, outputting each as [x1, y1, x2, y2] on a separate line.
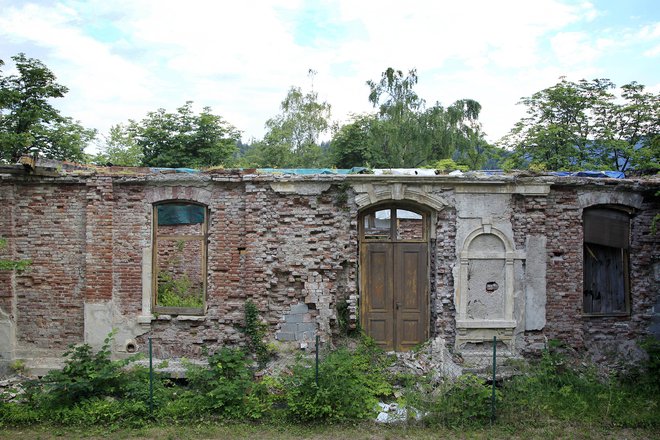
[257, 167, 368, 175]
[550, 171, 625, 179]
[151, 167, 200, 173]
[372, 169, 437, 176]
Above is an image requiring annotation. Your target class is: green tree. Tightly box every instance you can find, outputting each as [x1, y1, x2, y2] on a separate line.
[502, 78, 659, 171]
[0, 53, 95, 163]
[366, 68, 425, 167]
[247, 81, 332, 168]
[331, 67, 494, 169]
[330, 114, 379, 168]
[92, 123, 142, 166]
[131, 102, 240, 168]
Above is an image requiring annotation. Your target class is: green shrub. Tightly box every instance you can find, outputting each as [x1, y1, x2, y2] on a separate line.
[284, 345, 392, 422]
[24, 331, 134, 408]
[639, 337, 660, 391]
[183, 347, 266, 420]
[0, 402, 42, 426]
[46, 398, 149, 427]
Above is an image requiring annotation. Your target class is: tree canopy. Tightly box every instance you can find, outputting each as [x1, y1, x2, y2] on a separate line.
[501, 78, 659, 171]
[128, 102, 240, 168]
[4, 54, 657, 172]
[92, 123, 142, 166]
[0, 53, 95, 163]
[331, 68, 497, 169]
[242, 82, 332, 168]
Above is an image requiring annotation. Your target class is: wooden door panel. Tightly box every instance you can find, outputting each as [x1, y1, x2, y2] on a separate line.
[400, 319, 421, 346]
[367, 318, 390, 348]
[362, 243, 394, 349]
[402, 250, 420, 309]
[368, 249, 390, 311]
[394, 243, 427, 351]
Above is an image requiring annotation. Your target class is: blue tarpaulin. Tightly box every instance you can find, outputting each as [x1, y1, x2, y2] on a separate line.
[550, 171, 625, 179]
[257, 167, 368, 175]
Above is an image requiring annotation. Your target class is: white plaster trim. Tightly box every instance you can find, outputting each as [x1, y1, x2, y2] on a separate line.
[455, 183, 550, 195]
[269, 182, 332, 195]
[353, 183, 447, 211]
[456, 225, 522, 327]
[456, 319, 517, 329]
[176, 315, 207, 322]
[139, 246, 153, 327]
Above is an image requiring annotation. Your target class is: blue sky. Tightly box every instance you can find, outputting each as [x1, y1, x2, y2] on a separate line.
[1, 0, 658, 151]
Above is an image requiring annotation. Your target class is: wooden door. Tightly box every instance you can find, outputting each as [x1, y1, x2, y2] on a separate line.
[394, 242, 428, 351]
[360, 207, 429, 351]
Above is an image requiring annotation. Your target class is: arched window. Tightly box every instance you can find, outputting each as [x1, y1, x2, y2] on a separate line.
[361, 206, 427, 242]
[583, 206, 631, 315]
[153, 201, 208, 315]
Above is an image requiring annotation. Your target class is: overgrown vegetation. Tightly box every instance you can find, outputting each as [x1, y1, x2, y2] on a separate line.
[284, 341, 392, 422]
[156, 271, 203, 308]
[241, 300, 271, 366]
[498, 341, 660, 429]
[406, 373, 496, 428]
[1, 334, 659, 431]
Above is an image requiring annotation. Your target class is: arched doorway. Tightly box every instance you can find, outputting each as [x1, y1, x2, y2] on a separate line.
[359, 204, 430, 351]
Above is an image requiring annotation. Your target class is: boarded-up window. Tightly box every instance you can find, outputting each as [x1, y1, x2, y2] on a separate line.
[153, 202, 207, 315]
[583, 207, 630, 315]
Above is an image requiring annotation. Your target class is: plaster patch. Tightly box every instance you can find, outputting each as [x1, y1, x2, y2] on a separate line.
[0, 306, 14, 361]
[525, 235, 547, 330]
[84, 301, 114, 351]
[269, 182, 331, 195]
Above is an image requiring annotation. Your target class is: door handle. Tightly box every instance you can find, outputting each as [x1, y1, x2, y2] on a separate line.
[396, 302, 401, 310]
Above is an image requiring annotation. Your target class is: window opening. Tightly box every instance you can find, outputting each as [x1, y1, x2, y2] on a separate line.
[363, 209, 391, 240]
[361, 206, 426, 242]
[583, 207, 630, 315]
[396, 209, 423, 240]
[153, 202, 207, 315]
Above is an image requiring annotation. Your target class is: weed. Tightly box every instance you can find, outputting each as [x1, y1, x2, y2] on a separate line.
[156, 271, 203, 308]
[241, 299, 271, 366]
[407, 374, 496, 428]
[24, 330, 134, 408]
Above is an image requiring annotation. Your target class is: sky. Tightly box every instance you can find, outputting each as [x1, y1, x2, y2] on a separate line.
[1, 0, 659, 151]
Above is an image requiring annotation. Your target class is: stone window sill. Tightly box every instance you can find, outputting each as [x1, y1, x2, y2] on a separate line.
[138, 314, 207, 323]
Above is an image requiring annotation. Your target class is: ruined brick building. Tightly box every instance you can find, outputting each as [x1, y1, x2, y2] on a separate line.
[0, 164, 658, 372]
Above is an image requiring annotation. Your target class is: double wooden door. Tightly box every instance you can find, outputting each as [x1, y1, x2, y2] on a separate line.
[360, 207, 429, 351]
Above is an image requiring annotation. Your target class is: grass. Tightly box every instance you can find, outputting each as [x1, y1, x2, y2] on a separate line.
[1, 421, 658, 440]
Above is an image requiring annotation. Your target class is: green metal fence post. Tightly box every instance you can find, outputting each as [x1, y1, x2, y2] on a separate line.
[315, 334, 320, 387]
[149, 336, 154, 417]
[491, 335, 497, 422]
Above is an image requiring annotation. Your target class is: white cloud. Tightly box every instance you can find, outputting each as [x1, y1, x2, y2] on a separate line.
[551, 31, 602, 65]
[0, 0, 656, 149]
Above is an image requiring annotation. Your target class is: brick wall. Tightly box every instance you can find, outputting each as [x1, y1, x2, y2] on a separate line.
[0, 171, 656, 364]
[513, 185, 659, 360]
[13, 182, 86, 348]
[0, 183, 15, 319]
